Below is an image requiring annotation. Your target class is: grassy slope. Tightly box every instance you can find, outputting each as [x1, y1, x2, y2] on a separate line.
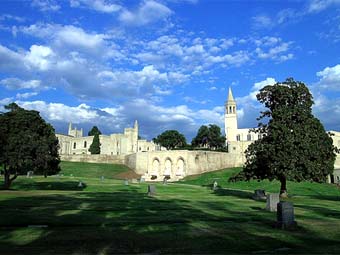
[0, 163, 340, 254]
[59, 161, 129, 179]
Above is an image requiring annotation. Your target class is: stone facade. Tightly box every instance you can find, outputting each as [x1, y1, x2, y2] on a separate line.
[125, 150, 244, 182]
[56, 121, 158, 156]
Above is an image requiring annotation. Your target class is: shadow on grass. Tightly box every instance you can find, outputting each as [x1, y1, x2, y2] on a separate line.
[0, 185, 340, 254]
[9, 180, 87, 191]
[213, 187, 253, 199]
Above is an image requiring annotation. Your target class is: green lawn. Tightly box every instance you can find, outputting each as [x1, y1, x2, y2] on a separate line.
[0, 162, 340, 254]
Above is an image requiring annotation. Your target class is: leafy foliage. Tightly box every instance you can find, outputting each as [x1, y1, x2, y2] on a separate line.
[0, 103, 60, 189]
[88, 126, 102, 136]
[153, 130, 187, 150]
[89, 133, 101, 154]
[192, 124, 225, 149]
[230, 78, 336, 195]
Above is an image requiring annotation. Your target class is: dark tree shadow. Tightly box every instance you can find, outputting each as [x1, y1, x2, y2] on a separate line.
[0, 184, 340, 254]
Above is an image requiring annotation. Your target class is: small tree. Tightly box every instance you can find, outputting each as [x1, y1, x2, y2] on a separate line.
[88, 126, 101, 136]
[230, 78, 336, 197]
[89, 133, 101, 154]
[0, 103, 60, 189]
[153, 130, 187, 150]
[192, 124, 225, 149]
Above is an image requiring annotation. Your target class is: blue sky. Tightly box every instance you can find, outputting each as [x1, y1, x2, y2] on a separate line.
[0, 0, 339, 141]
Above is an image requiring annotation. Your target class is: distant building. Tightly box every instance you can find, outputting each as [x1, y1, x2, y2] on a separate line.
[56, 120, 159, 155]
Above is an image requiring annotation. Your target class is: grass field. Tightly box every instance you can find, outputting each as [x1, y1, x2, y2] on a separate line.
[0, 161, 340, 254]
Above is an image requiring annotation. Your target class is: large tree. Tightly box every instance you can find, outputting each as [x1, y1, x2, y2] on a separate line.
[88, 126, 102, 136]
[0, 103, 60, 189]
[153, 130, 187, 150]
[89, 133, 101, 154]
[192, 124, 225, 149]
[230, 78, 336, 197]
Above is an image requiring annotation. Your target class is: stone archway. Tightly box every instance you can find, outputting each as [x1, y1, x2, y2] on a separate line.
[164, 158, 172, 177]
[151, 158, 160, 179]
[176, 158, 185, 176]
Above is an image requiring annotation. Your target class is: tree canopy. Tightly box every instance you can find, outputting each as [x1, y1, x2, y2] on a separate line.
[88, 126, 102, 136]
[89, 133, 101, 154]
[153, 130, 187, 150]
[230, 78, 336, 196]
[0, 103, 60, 189]
[191, 124, 225, 149]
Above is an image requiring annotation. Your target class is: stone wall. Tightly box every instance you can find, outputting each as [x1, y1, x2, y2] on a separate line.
[125, 150, 244, 181]
[60, 154, 126, 164]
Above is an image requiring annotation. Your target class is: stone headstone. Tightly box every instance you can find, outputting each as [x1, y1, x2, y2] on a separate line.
[276, 201, 297, 229]
[266, 193, 280, 212]
[253, 189, 266, 200]
[26, 171, 34, 178]
[101, 176, 104, 181]
[212, 181, 218, 191]
[78, 181, 83, 188]
[148, 184, 156, 196]
[163, 177, 168, 185]
[139, 178, 145, 183]
[124, 179, 129, 185]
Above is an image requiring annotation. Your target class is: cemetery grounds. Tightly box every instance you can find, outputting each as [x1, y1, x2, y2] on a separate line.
[0, 161, 340, 254]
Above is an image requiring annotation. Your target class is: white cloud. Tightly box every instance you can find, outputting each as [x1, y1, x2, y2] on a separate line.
[316, 64, 340, 91]
[119, 0, 172, 26]
[31, 0, 61, 12]
[0, 14, 25, 22]
[70, 0, 122, 13]
[16, 92, 38, 99]
[25, 45, 54, 71]
[307, 0, 340, 13]
[0, 78, 43, 90]
[252, 15, 273, 29]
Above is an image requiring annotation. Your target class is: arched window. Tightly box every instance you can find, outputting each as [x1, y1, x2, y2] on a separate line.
[247, 134, 251, 141]
[229, 106, 232, 114]
[84, 141, 87, 148]
[236, 135, 241, 141]
[233, 106, 236, 114]
[73, 142, 76, 149]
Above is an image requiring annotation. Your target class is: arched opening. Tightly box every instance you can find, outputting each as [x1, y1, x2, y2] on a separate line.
[164, 158, 172, 177]
[84, 141, 87, 148]
[176, 158, 185, 176]
[151, 158, 160, 179]
[73, 142, 76, 149]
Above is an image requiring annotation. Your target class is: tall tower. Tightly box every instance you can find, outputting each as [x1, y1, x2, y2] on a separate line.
[224, 87, 238, 142]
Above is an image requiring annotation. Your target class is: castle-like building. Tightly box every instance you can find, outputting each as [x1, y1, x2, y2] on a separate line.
[56, 120, 158, 155]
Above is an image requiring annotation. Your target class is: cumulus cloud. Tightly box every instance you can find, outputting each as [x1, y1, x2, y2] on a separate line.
[16, 92, 38, 99]
[316, 64, 340, 91]
[119, 0, 172, 26]
[307, 0, 340, 13]
[70, 0, 122, 13]
[31, 0, 61, 12]
[0, 78, 43, 90]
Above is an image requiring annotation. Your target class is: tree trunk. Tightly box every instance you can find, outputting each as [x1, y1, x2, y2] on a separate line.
[3, 167, 18, 190]
[280, 176, 288, 198]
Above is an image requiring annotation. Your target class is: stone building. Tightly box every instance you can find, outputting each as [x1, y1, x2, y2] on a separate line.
[56, 120, 158, 156]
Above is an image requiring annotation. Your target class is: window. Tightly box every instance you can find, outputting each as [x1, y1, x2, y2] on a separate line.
[73, 142, 76, 149]
[147, 147, 149, 151]
[84, 141, 87, 148]
[233, 106, 236, 114]
[247, 134, 251, 141]
[236, 135, 241, 141]
[139, 147, 141, 151]
[229, 106, 232, 114]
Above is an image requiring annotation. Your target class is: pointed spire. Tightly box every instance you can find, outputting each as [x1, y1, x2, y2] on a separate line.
[227, 87, 235, 102]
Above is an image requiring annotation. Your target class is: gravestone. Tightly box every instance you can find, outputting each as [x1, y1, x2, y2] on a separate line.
[148, 184, 156, 196]
[252, 189, 266, 200]
[212, 181, 218, 191]
[100, 176, 104, 181]
[124, 179, 129, 185]
[27, 171, 34, 178]
[131, 179, 138, 184]
[163, 177, 168, 185]
[266, 193, 280, 212]
[276, 201, 297, 229]
[78, 181, 83, 188]
[139, 178, 145, 183]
